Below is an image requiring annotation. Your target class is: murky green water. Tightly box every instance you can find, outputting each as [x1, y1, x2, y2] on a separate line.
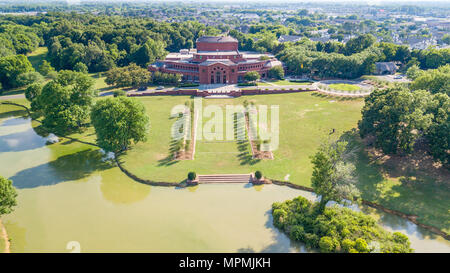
[0, 114, 449, 253]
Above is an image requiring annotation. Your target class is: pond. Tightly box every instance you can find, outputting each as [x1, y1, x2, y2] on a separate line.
[0, 113, 449, 253]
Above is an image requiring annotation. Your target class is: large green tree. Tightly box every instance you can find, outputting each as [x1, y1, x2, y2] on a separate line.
[34, 70, 95, 134]
[310, 139, 359, 213]
[0, 54, 34, 90]
[268, 66, 284, 80]
[105, 63, 151, 88]
[0, 176, 17, 216]
[410, 64, 450, 95]
[359, 87, 434, 154]
[91, 97, 149, 153]
[244, 71, 261, 82]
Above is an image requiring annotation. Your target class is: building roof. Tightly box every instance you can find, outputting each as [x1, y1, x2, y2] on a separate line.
[375, 62, 398, 72]
[264, 60, 283, 68]
[199, 59, 236, 66]
[196, 36, 238, 43]
[278, 35, 303, 43]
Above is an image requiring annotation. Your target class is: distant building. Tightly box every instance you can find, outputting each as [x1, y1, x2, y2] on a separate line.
[375, 62, 398, 75]
[149, 36, 282, 84]
[278, 35, 303, 43]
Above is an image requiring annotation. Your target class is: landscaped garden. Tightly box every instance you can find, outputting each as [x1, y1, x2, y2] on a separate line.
[328, 83, 361, 92]
[2, 90, 448, 235]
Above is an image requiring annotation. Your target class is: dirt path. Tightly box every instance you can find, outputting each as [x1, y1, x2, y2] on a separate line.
[0, 219, 11, 253]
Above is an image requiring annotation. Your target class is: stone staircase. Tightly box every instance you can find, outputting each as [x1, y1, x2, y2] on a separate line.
[197, 174, 252, 184]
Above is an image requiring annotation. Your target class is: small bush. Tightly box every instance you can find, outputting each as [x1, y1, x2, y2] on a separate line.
[113, 90, 127, 97]
[187, 171, 196, 181]
[255, 170, 262, 179]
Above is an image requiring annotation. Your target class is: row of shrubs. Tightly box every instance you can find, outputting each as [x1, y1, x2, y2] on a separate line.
[178, 83, 200, 88]
[238, 82, 257, 87]
[272, 196, 413, 253]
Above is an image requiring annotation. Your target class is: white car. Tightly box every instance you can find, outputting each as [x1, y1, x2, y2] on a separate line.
[156, 86, 164, 90]
[393, 75, 403, 79]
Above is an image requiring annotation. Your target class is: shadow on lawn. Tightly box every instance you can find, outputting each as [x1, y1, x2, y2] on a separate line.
[234, 112, 260, 166]
[310, 92, 361, 101]
[157, 138, 180, 166]
[341, 129, 450, 232]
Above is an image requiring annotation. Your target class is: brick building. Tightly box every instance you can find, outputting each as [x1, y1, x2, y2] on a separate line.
[148, 36, 282, 84]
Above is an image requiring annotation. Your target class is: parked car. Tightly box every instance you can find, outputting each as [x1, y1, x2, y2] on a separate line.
[156, 86, 164, 90]
[137, 86, 147, 91]
[393, 75, 403, 79]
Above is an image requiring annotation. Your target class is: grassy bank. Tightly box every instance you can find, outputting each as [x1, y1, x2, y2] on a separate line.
[1, 93, 449, 234]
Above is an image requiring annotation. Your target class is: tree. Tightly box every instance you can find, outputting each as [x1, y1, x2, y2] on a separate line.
[244, 71, 261, 82]
[34, 71, 96, 134]
[344, 34, 376, 55]
[0, 54, 34, 89]
[410, 64, 450, 95]
[105, 63, 151, 88]
[359, 87, 435, 154]
[151, 71, 181, 85]
[425, 93, 450, 165]
[39, 60, 55, 76]
[15, 72, 44, 87]
[0, 175, 17, 216]
[268, 66, 284, 80]
[406, 64, 422, 80]
[91, 97, 149, 153]
[25, 83, 42, 102]
[129, 39, 167, 67]
[310, 139, 359, 213]
[73, 62, 88, 74]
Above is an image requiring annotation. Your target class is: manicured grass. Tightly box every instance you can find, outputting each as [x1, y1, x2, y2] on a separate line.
[120, 93, 364, 183]
[328, 83, 361, 92]
[2, 94, 449, 233]
[27, 47, 48, 71]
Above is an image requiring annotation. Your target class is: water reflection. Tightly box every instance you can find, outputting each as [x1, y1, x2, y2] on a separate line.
[100, 169, 151, 205]
[10, 149, 112, 189]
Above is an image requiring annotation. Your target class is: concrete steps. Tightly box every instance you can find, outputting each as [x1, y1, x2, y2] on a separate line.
[197, 174, 252, 184]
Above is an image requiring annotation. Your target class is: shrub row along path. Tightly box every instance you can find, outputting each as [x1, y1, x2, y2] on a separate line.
[1, 101, 448, 241]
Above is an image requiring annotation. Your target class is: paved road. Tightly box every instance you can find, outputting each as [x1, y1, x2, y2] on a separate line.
[0, 94, 25, 100]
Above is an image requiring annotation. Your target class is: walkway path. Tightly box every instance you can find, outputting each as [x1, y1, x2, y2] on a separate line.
[197, 174, 252, 183]
[0, 94, 25, 100]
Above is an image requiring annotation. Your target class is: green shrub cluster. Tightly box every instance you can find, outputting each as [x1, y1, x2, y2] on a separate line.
[272, 196, 413, 253]
[178, 83, 199, 88]
[187, 171, 196, 181]
[238, 82, 257, 87]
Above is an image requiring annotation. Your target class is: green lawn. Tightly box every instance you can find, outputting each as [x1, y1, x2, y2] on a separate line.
[27, 47, 48, 71]
[328, 83, 361, 92]
[2, 93, 449, 233]
[120, 93, 364, 183]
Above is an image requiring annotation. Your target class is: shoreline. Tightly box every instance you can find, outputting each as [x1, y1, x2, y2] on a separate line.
[0, 219, 11, 253]
[1, 100, 449, 242]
